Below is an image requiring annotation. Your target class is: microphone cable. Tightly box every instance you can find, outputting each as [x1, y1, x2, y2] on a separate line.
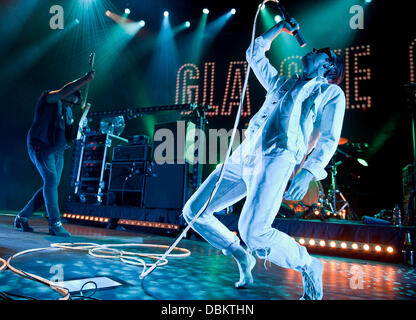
[139, 0, 277, 280]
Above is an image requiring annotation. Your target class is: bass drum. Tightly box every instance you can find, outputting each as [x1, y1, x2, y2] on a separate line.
[282, 179, 324, 213]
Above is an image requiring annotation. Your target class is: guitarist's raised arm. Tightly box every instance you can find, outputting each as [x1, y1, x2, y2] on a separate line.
[45, 71, 95, 104]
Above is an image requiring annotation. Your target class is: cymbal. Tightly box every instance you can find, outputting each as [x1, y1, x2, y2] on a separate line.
[338, 137, 349, 145]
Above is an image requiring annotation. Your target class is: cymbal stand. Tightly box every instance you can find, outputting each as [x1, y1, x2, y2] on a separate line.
[326, 157, 356, 219]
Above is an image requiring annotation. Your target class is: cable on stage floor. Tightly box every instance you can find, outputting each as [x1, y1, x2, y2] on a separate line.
[4, 242, 191, 300]
[0, 258, 6, 272]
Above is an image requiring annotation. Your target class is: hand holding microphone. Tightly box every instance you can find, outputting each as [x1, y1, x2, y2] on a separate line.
[263, 0, 307, 47]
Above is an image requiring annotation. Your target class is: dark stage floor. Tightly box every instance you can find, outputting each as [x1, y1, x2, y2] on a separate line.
[0, 212, 415, 300]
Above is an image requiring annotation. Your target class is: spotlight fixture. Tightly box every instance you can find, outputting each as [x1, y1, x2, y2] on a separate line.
[230, 8, 236, 15]
[185, 21, 191, 28]
[124, 8, 130, 15]
[319, 240, 326, 247]
[164, 11, 169, 17]
[330, 241, 337, 248]
[341, 242, 347, 249]
[357, 158, 369, 167]
[274, 15, 282, 23]
[139, 20, 145, 27]
[203, 8, 209, 14]
[75, 18, 80, 24]
[352, 243, 359, 250]
[363, 244, 370, 251]
[375, 245, 382, 252]
[299, 238, 305, 245]
[387, 246, 394, 253]
[309, 239, 316, 246]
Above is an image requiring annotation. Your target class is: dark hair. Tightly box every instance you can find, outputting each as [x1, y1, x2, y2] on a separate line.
[325, 51, 345, 85]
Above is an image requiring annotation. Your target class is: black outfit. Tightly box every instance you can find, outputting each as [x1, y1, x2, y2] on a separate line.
[19, 91, 74, 224]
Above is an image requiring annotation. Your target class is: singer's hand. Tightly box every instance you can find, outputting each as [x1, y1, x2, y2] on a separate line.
[280, 18, 300, 36]
[283, 169, 313, 201]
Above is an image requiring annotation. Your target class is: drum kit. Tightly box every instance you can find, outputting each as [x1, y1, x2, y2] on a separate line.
[282, 136, 361, 221]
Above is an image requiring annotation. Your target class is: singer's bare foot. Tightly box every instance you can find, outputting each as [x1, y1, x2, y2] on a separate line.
[232, 247, 256, 289]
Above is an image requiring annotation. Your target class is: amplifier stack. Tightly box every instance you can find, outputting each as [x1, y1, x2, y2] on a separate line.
[109, 136, 151, 207]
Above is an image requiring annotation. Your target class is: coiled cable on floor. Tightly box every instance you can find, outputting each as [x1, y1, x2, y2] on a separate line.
[6, 247, 70, 300]
[5, 242, 191, 299]
[0, 258, 6, 272]
[139, 0, 274, 280]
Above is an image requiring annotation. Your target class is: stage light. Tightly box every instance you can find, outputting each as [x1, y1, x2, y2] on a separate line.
[309, 239, 316, 246]
[164, 11, 169, 17]
[124, 8, 130, 15]
[75, 18, 80, 24]
[330, 241, 337, 248]
[363, 244, 370, 251]
[375, 245, 382, 252]
[203, 8, 210, 14]
[139, 20, 145, 27]
[299, 238, 305, 245]
[319, 240, 326, 247]
[341, 242, 347, 249]
[365, 0, 372, 3]
[185, 21, 191, 28]
[352, 243, 358, 250]
[358, 158, 369, 167]
[274, 15, 282, 23]
[387, 246, 394, 253]
[314, 209, 320, 216]
[231, 8, 236, 15]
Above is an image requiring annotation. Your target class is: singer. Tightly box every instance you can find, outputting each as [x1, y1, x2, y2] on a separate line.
[182, 18, 346, 299]
[14, 71, 95, 237]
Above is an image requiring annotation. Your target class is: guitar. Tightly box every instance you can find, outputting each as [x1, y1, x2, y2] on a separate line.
[76, 52, 95, 140]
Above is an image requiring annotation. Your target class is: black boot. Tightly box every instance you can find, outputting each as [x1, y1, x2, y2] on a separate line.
[14, 215, 34, 232]
[49, 221, 71, 237]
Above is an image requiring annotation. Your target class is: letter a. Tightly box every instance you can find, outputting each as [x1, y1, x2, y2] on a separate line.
[50, 5, 64, 30]
[349, 5, 364, 30]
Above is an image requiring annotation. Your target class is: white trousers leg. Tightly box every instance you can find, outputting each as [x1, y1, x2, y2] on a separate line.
[183, 149, 312, 271]
[238, 152, 312, 272]
[182, 162, 247, 255]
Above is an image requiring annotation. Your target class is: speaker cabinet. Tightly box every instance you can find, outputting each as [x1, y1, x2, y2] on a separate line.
[144, 163, 191, 209]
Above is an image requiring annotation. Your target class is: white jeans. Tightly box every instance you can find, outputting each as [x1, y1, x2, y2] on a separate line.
[183, 148, 312, 272]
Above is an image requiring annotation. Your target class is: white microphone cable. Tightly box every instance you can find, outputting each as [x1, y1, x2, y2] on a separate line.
[140, 0, 277, 280]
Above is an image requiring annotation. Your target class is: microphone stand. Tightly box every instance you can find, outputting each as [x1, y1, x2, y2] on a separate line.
[326, 153, 358, 220]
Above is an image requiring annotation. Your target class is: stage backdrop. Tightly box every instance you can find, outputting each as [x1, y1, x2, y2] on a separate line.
[0, 0, 415, 217]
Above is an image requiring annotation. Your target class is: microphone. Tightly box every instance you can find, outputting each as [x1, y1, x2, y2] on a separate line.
[275, 1, 307, 47]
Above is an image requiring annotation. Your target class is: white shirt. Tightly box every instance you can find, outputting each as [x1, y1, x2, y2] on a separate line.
[234, 36, 346, 181]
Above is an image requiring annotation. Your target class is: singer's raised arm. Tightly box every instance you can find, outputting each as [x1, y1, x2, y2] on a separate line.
[246, 19, 299, 92]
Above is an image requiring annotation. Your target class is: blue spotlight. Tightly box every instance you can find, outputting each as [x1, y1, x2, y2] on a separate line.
[164, 11, 169, 17]
[203, 8, 209, 14]
[139, 20, 145, 27]
[185, 21, 191, 28]
[274, 15, 282, 23]
[365, 0, 372, 3]
[230, 8, 236, 15]
[124, 8, 130, 15]
[75, 18, 80, 24]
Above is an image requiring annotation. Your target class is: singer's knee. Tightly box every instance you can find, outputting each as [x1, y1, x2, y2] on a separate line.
[182, 201, 196, 224]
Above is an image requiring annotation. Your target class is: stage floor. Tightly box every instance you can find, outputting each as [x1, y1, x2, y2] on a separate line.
[0, 212, 415, 300]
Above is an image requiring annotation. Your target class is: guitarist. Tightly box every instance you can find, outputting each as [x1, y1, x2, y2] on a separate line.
[15, 70, 95, 237]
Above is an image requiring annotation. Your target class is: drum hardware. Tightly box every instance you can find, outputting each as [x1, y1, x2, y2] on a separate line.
[325, 154, 359, 220]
